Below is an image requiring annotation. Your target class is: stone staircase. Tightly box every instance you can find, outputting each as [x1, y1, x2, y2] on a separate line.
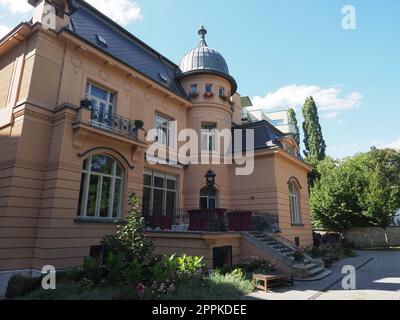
[243, 231, 332, 281]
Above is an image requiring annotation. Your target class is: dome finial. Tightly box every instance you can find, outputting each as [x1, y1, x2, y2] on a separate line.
[198, 26, 208, 47]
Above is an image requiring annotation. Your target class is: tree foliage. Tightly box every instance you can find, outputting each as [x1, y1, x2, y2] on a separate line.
[302, 97, 326, 161]
[288, 107, 300, 146]
[101, 193, 154, 263]
[311, 148, 400, 230]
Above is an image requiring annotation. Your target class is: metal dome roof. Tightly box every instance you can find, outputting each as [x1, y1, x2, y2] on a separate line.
[178, 26, 237, 93]
[179, 26, 230, 75]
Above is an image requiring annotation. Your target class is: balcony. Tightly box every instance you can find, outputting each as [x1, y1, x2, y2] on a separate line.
[143, 209, 280, 233]
[72, 106, 147, 148]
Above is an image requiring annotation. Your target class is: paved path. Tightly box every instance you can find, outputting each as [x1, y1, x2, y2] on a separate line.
[246, 250, 400, 300]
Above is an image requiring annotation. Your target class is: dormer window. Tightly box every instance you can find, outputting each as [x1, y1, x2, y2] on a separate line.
[96, 35, 108, 47]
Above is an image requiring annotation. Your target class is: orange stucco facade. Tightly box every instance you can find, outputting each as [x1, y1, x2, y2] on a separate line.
[0, 0, 313, 287]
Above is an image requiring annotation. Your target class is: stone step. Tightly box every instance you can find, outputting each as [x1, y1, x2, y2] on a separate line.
[308, 267, 325, 276]
[294, 270, 333, 282]
[304, 263, 318, 270]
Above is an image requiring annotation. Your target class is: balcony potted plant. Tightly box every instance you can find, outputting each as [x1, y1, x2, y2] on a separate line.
[204, 92, 213, 98]
[80, 98, 92, 109]
[134, 119, 144, 129]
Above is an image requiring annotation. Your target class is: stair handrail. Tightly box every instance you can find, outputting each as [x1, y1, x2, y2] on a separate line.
[272, 233, 308, 252]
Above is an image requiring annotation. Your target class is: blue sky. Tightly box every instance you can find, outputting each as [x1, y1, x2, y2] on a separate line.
[1, 0, 399, 159]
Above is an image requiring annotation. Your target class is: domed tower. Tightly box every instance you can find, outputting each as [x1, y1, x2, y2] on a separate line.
[179, 27, 237, 209]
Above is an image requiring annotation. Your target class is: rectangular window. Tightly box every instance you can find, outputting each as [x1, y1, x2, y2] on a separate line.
[86, 82, 115, 128]
[205, 84, 212, 93]
[142, 169, 178, 216]
[219, 87, 225, 97]
[191, 84, 198, 94]
[155, 113, 172, 146]
[201, 123, 217, 152]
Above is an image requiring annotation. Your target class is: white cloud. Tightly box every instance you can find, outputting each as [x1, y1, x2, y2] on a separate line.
[0, 0, 142, 26]
[86, 0, 142, 26]
[0, 24, 10, 38]
[379, 138, 400, 150]
[0, 0, 32, 14]
[321, 112, 339, 120]
[252, 84, 363, 114]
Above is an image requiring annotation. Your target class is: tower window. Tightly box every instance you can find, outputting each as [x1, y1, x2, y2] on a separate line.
[201, 123, 217, 152]
[191, 84, 198, 94]
[219, 87, 225, 97]
[205, 84, 212, 93]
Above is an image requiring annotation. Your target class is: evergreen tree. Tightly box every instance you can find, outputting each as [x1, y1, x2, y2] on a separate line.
[302, 97, 326, 161]
[288, 108, 300, 146]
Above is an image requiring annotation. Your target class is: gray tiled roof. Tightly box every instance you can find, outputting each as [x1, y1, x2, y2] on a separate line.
[66, 2, 188, 99]
[233, 120, 302, 159]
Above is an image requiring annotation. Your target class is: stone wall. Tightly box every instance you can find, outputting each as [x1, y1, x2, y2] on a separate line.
[344, 227, 400, 248]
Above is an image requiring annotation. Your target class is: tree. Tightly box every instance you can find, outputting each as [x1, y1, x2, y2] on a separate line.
[302, 97, 326, 161]
[288, 108, 300, 146]
[101, 193, 154, 263]
[310, 149, 400, 231]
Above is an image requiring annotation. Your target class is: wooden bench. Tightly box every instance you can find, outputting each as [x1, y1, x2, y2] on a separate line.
[253, 273, 294, 292]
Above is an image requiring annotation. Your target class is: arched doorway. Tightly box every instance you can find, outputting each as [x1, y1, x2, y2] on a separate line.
[199, 186, 218, 209]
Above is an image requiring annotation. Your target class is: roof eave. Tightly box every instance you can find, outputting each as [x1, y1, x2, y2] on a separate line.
[59, 29, 191, 105]
[177, 69, 238, 95]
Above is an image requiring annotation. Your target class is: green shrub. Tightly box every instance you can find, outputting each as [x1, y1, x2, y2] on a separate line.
[177, 255, 204, 275]
[6, 274, 42, 300]
[166, 271, 253, 300]
[82, 256, 104, 283]
[60, 266, 84, 282]
[106, 252, 125, 284]
[101, 193, 153, 264]
[125, 258, 146, 283]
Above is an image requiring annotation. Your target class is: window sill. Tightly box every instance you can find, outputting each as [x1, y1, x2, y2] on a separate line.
[74, 217, 124, 224]
[291, 223, 304, 227]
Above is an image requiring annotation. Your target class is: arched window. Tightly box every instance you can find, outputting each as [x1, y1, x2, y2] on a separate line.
[288, 181, 301, 224]
[200, 186, 217, 209]
[77, 155, 124, 219]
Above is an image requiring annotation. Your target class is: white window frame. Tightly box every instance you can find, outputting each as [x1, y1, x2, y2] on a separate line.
[85, 82, 115, 129]
[143, 169, 178, 216]
[200, 186, 218, 209]
[289, 181, 301, 224]
[155, 113, 172, 147]
[78, 155, 124, 219]
[201, 123, 217, 152]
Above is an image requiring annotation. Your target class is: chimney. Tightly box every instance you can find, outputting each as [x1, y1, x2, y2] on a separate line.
[28, 0, 71, 32]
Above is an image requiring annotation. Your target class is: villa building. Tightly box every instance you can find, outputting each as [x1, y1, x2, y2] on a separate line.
[0, 0, 318, 292]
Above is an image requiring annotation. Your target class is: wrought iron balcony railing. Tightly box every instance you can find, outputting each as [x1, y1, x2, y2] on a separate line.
[143, 208, 280, 233]
[89, 107, 139, 140]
